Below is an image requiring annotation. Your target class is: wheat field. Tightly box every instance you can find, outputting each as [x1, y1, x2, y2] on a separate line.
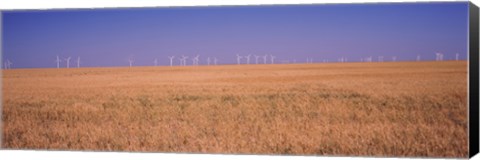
[1, 61, 468, 157]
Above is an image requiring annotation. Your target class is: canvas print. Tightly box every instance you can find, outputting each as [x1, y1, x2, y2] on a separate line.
[1, 2, 471, 158]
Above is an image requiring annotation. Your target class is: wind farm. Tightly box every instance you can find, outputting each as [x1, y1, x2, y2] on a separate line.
[26, 52, 460, 69]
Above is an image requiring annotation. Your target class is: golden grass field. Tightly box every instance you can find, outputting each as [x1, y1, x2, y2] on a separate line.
[1, 61, 468, 157]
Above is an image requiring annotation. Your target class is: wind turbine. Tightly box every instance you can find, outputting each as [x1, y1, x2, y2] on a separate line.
[178, 57, 183, 66]
[213, 57, 218, 65]
[416, 55, 421, 62]
[254, 55, 260, 64]
[5, 60, 12, 69]
[262, 55, 268, 64]
[207, 57, 211, 65]
[308, 58, 314, 63]
[128, 58, 133, 67]
[455, 53, 459, 61]
[168, 56, 175, 66]
[392, 56, 397, 62]
[270, 55, 276, 64]
[65, 57, 71, 68]
[435, 52, 443, 61]
[193, 55, 200, 66]
[236, 54, 242, 65]
[245, 54, 251, 64]
[365, 56, 372, 62]
[77, 57, 80, 68]
[378, 56, 384, 62]
[8, 60, 12, 69]
[181, 55, 188, 66]
[56, 55, 62, 68]
[154, 58, 158, 66]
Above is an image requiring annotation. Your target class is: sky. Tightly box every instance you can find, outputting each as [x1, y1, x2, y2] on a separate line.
[2, 2, 469, 68]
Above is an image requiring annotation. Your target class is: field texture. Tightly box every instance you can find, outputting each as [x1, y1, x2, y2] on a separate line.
[1, 61, 468, 157]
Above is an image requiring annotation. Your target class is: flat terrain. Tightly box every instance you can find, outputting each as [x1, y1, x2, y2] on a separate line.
[1, 61, 468, 157]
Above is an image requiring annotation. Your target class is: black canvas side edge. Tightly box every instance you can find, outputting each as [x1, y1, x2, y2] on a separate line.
[469, 1, 479, 158]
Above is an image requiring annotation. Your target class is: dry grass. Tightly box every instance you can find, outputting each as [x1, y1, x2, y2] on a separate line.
[1, 61, 468, 157]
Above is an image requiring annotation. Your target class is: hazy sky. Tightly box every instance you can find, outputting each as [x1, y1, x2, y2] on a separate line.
[2, 2, 469, 68]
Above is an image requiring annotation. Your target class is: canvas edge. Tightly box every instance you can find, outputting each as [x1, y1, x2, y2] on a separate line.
[469, 1, 480, 158]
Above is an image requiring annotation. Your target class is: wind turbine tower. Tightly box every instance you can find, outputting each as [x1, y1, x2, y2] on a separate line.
[181, 55, 188, 66]
[392, 56, 397, 62]
[262, 55, 268, 64]
[65, 57, 72, 68]
[154, 58, 158, 66]
[195, 55, 200, 66]
[365, 56, 372, 62]
[56, 55, 62, 68]
[270, 55, 276, 64]
[207, 57, 211, 65]
[8, 60, 12, 69]
[416, 55, 421, 62]
[4, 60, 12, 69]
[77, 57, 80, 68]
[455, 53, 459, 61]
[192, 54, 200, 66]
[168, 56, 175, 66]
[236, 54, 242, 65]
[128, 58, 133, 67]
[254, 55, 260, 64]
[245, 54, 251, 64]
[435, 53, 444, 61]
[213, 57, 218, 65]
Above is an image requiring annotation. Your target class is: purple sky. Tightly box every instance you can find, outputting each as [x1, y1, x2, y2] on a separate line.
[2, 2, 469, 68]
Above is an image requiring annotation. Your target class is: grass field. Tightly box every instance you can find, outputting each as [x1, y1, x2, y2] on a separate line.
[1, 61, 468, 157]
